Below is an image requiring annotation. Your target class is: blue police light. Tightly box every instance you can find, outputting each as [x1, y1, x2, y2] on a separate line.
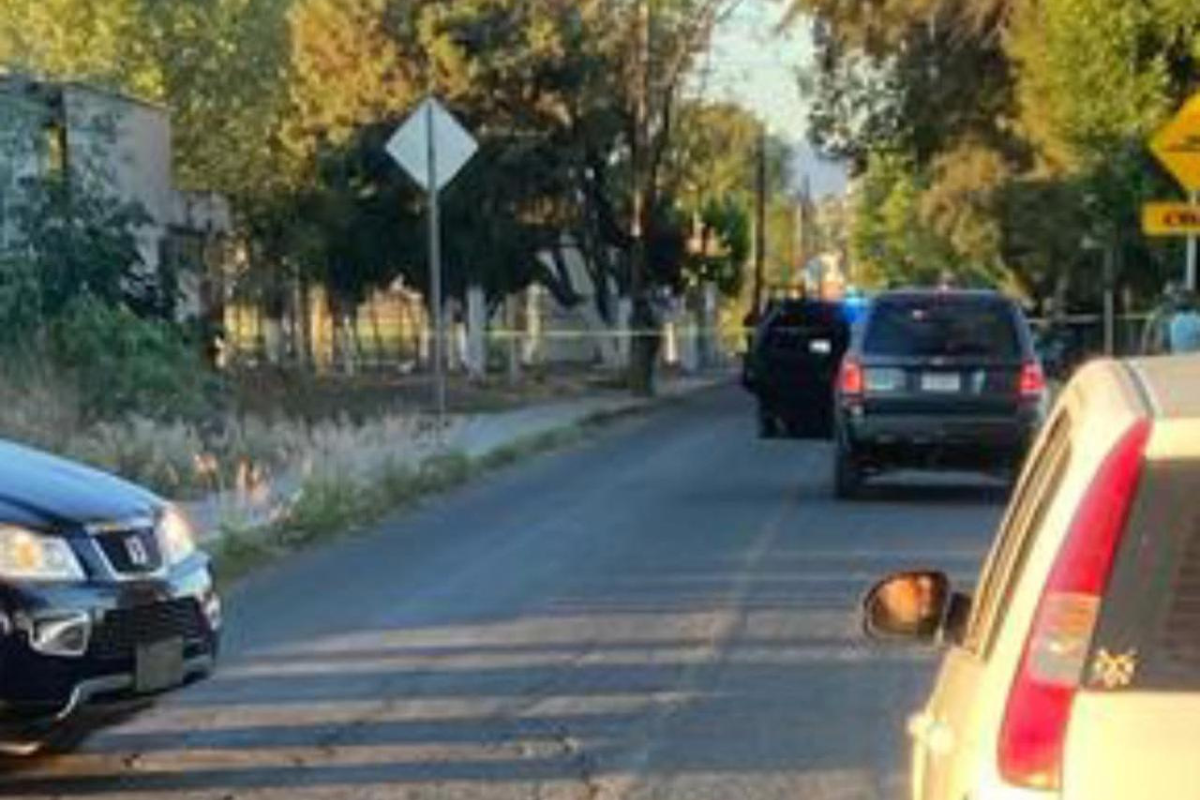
[840, 291, 870, 325]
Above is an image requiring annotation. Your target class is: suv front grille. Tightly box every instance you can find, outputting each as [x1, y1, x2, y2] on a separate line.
[93, 525, 164, 576]
[89, 599, 208, 660]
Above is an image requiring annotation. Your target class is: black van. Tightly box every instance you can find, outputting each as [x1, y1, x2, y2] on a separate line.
[743, 299, 852, 439]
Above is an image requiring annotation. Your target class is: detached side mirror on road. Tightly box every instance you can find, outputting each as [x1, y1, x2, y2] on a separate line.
[861, 570, 952, 643]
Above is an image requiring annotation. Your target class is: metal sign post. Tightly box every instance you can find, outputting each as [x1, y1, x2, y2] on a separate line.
[1190, 190, 1199, 292]
[425, 100, 446, 421]
[386, 97, 479, 427]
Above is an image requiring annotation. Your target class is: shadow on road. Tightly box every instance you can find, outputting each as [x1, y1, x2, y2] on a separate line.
[0, 387, 996, 800]
[0, 653, 932, 796]
[852, 479, 1010, 506]
[0, 541, 976, 798]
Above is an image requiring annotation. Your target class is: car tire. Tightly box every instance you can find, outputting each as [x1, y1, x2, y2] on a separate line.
[758, 407, 780, 439]
[834, 440, 863, 500]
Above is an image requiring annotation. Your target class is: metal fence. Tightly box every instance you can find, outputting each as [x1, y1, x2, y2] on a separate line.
[1029, 313, 1154, 379]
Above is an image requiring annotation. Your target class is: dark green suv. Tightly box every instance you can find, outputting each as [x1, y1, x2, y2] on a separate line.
[833, 290, 1046, 498]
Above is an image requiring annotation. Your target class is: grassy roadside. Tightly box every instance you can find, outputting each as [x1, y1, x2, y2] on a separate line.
[208, 401, 654, 587]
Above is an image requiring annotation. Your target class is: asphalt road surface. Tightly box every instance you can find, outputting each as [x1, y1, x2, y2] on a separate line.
[0, 385, 1006, 800]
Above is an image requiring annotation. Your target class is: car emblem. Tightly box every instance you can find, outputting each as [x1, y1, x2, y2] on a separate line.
[125, 536, 150, 568]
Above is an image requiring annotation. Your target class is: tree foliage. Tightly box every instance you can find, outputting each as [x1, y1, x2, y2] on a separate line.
[1, 0, 764, 391]
[791, 0, 1200, 306]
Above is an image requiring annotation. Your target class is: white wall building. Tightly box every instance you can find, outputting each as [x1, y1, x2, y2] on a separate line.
[0, 76, 230, 319]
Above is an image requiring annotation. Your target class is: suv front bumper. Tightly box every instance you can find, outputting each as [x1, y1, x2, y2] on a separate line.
[0, 563, 220, 726]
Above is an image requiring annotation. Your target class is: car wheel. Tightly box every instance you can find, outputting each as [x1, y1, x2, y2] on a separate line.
[758, 407, 780, 439]
[834, 441, 863, 500]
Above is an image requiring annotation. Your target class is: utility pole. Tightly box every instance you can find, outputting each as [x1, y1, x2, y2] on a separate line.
[1104, 242, 1116, 355]
[753, 125, 767, 314]
[629, 0, 654, 395]
[802, 176, 821, 298]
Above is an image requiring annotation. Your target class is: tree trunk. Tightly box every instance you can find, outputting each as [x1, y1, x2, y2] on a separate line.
[369, 294, 385, 371]
[327, 296, 341, 374]
[406, 297, 422, 368]
[629, 297, 659, 396]
[284, 282, 298, 367]
[506, 292, 521, 387]
[465, 284, 487, 382]
[298, 278, 314, 371]
[522, 286, 542, 366]
[349, 307, 363, 376]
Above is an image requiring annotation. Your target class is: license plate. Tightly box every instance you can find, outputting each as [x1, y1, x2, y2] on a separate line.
[921, 372, 961, 393]
[135, 638, 185, 694]
[808, 339, 832, 355]
[866, 368, 904, 392]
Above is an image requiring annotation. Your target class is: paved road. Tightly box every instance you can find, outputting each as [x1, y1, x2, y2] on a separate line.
[0, 386, 1005, 800]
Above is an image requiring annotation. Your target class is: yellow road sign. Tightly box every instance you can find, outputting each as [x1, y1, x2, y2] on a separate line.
[1143, 202, 1200, 236]
[1151, 95, 1200, 192]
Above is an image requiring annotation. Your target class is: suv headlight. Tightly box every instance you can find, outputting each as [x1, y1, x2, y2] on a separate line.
[0, 526, 85, 582]
[157, 506, 198, 566]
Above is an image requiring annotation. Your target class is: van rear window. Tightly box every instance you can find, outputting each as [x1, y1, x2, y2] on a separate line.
[864, 298, 1020, 358]
[763, 302, 846, 351]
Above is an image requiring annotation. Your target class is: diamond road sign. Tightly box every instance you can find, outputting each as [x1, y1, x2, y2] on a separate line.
[1151, 94, 1200, 193]
[386, 98, 478, 193]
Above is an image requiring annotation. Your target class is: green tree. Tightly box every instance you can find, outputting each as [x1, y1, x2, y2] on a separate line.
[1003, 0, 1200, 303]
[686, 196, 750, 296]
[671, 101, 762, 208]
[0, 0, 157, 92]
[851, 153, 974, 288]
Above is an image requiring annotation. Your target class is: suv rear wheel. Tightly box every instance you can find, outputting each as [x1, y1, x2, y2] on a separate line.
[758, 405, 781, 439]
[834, 439, 863, 499]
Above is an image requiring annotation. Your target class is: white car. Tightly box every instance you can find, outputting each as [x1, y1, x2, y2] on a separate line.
[863, 355, 1200, 799]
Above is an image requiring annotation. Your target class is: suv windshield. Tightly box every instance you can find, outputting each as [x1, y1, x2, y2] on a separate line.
[865, 299, 1020, 359]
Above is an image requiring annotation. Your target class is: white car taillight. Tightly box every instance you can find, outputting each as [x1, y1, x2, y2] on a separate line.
[998, 419, 1150, 790]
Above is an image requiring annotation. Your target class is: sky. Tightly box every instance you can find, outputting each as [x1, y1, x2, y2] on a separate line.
[702, 1, 848, 198]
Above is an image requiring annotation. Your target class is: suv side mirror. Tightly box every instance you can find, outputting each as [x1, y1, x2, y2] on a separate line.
[862, 570, 951, 643]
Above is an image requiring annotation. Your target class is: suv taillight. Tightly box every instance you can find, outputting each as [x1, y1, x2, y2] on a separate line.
[1019, 361, 1047, 400]
[839, 359, 864, 397]
[998, 419, 1151, 790]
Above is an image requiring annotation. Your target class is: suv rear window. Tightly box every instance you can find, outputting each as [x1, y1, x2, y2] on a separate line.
[864, 297, 1020, 358]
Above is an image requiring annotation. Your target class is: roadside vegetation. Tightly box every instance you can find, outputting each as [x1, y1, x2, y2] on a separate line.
[209, 416, 623, 586]
[0, 0, 772, 510]
[0, 0, 768, 505]
[0, 0, 766, 401]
